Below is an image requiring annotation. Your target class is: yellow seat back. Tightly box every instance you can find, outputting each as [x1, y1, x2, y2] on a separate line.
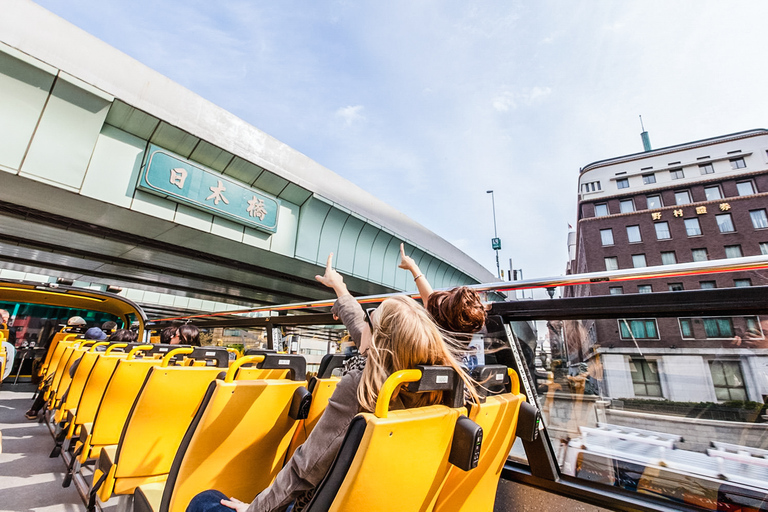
[160, 377, 308, 511]
[45, 340, 81, 400]
[40, 331, 80, 378]
[286, 375, 340, 460]
[54, 343, 110, 423]
[89, 358, 161, 448]
[434, 368, 525, 512]
[49, 342, 94, 405]
[70, 353, 128, 431]
[307, 367, 468, 512]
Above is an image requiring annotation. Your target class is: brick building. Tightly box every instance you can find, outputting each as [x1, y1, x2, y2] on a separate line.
[566, 129, 768, 403]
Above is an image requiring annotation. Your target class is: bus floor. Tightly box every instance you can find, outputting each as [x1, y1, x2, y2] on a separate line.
[0, 383, 119, 512]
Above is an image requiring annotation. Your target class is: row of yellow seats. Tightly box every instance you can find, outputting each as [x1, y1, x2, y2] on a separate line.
[136, 362, 526, 512]
[81, 351, 313, 511]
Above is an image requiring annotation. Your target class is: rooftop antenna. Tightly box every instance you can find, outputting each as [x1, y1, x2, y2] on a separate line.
[639, 115, 652, 152]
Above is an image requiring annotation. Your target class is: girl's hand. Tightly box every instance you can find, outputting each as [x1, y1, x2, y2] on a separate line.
[398, 243, 418, 274]
[221, 497, 249, 512]
[315, 253, 349, 297]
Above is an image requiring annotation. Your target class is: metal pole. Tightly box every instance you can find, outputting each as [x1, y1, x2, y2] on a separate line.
[487, 190, 501, 279]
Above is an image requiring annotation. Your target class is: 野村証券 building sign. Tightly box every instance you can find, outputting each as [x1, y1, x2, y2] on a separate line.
[138, 146, 280, 233]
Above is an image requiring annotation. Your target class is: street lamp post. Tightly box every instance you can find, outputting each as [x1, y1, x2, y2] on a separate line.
[487, 190, 501, 279]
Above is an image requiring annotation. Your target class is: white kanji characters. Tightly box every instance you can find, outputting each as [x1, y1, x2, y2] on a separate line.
[169, 168, 187, 189]
[206, 180, 229, 205]
[651, 212, 662, 220]
[696, 206, 707, 215]
[247, 196, 267, 220]
[719, 202, 731, 211]
[673, 209, 683, 217]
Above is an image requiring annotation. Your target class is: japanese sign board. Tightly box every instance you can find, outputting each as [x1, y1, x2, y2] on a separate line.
[138, 145, 280, 233]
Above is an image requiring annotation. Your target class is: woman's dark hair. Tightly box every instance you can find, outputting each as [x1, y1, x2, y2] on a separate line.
[108, 328, 137, 342]
[426, 286, 486, 338]
[178, 324, 200, 346]
[159, 326, 176, 344]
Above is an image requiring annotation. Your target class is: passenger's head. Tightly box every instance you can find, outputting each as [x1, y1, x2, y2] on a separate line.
[357, 295, 476, 412]
[0, 309, 9, 325]
[67, 316, 86, 327]
[426, 286, 486, 339]
[108, 329, 137, 342]
[173, 324, 200, 346]
[101, 321, 117, 335]
[84, 327, 108, 341]
[160, 326, 176, 344]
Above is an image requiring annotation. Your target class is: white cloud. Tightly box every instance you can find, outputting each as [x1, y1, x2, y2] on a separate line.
[492, 92, 516, 112]
[335, 105, 366, 126]
[493, 87, 551, 112]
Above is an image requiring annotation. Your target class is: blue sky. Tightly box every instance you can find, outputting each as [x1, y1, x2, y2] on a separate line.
[34, 0, 768, 284]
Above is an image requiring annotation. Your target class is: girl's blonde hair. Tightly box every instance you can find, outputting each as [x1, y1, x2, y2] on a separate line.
[357, 295, 479, 413]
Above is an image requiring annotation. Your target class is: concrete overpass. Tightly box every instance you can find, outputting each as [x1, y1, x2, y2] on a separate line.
[0, 0, 495, 317]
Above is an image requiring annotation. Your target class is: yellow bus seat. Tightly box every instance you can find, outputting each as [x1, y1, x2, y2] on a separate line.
[233, 352, 306, 381]
[40, 337, 80, 394]
[53, 342, 115, 424]
[304, 366, 478, 512]
[48, 342, 96, 410]
[434, 366, 526, 512]
[285, 353, 348, 460]
[133, 358, 310, 512]
[91, 348, 232, 505]
[78, 347, 160, 465]
[39, 331, 82, 381]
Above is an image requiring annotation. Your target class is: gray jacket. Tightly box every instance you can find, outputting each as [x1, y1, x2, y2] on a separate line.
[246, 294, 367, 512]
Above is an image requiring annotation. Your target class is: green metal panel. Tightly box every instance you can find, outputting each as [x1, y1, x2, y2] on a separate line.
[336, 216, 365, 274]
[173, 204, 214, 232]
[432, 260, 450, 288]
[0, 50, 55, 171]
[317, 208, 349, 263]
[150, 122, 199, 157]
[190, 140, 234, 172]
[352, 224, 379, 278]
[368, 230, 394, 285]
[21, 76, 110, 189]
[295, 197, 331, 262]
[380, 236, 402, 289]
[279, 183, 312, 205]
[80, 125, 146, 208]
[243, 226, 271, 250]
[422, 255, 441, 288]
[270, 201, 299, 257]
[223, 156, 264, 184]
[253, 170, 289, 196]
[105, 100, 159, 140]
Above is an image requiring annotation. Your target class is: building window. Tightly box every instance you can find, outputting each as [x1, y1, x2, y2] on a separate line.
[654, 222, 671, 240]
[684, 218, 702, 236]
[699, 163, 714, 175]
[704, 186, 722, 201]
[661, 251, 677, 265]
[600, 229, 614, 246]
[626, 225, 642, 243]
[675, 190, 692, 205]
[638, 285, 652, 293]
[582, 181, 601, 193]
[737, 181, 755, 196]
[668, 282, 684, 291]
[700, 281, 716, 289]
[760, 242, 768, 255]
[750, 209, 768, 229]
[620, 320, 659, 340]
[734, 278, 752, 287]
[729, 157, 746, 169]
[619, 199, 635, 213]
[595, 203, 609, 217]
[710, 361, 747, 401]
[692, 248, 708, 261]
[704, 318, 734, 338]
[609, 286, 623, 295]
[647, 195, 662, 209]
[617, 178, 630, 189]
[724, 245, 743, 259]
[642, 173, 656, 185]
[716, 213, 735, 233]
[630, 358, 662, 397]
[670, 168, 685, 180]
[604, 257, 619, 271]
[632, 254, 647, 268]
[679, 319, 694, 338]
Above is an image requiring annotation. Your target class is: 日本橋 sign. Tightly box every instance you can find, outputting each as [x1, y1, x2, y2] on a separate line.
[138, 145, 279, 233]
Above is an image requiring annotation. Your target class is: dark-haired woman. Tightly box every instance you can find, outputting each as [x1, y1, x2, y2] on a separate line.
[171, 324, 200, 346]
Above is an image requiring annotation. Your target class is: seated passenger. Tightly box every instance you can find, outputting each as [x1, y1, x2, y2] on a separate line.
[170, 324, 201, 346]
[101, 320, 118, 337]
[159, 326, 176, 344]
[187, 253, 477, 512]
[108, 328, 138, 342]
[398, 243, 487, 367]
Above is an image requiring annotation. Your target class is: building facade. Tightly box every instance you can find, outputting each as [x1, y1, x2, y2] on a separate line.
[567, 129, 768, 403]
